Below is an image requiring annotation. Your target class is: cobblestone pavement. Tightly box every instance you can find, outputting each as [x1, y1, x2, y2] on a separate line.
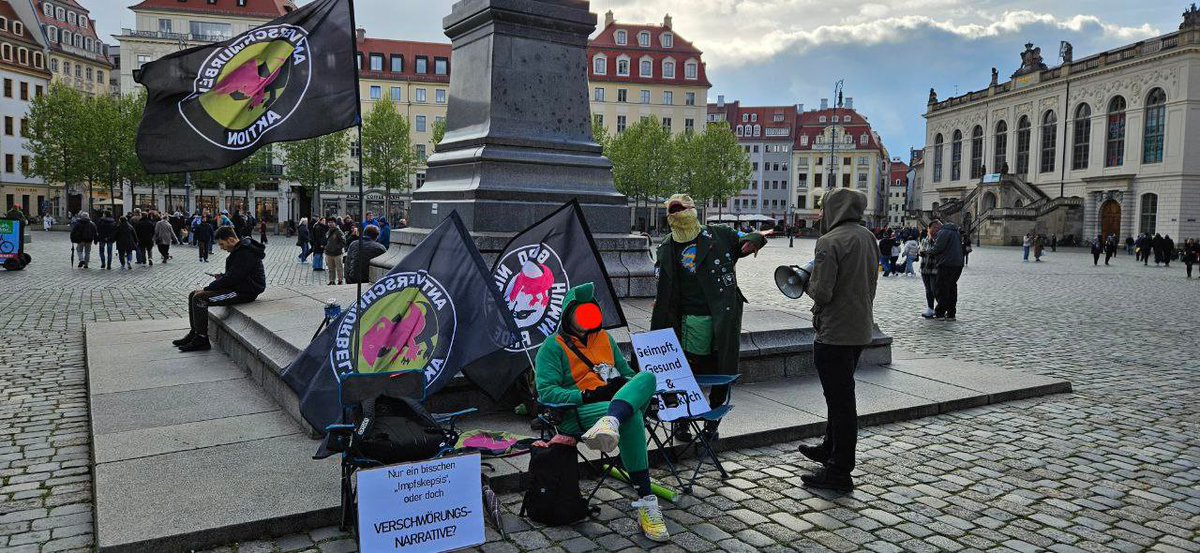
[2, 231, 1198, 552]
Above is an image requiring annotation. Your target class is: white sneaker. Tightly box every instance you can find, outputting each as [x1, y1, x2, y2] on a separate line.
[632, 495, 670, 542]
[581, 415, 620, 453]
[921, 308, 935, 318]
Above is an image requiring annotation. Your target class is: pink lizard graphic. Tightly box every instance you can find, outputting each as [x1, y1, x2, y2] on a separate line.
[360, 303, 427, 369]
[212, 57, 286, 109]
[508, 262, 554, 308]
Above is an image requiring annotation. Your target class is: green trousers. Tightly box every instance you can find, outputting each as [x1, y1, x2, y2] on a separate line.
[559, 371, 656, 473]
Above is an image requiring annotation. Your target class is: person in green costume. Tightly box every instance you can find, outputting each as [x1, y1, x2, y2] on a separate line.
[534, 282, 669, 542]
[650, 194, 767, 440]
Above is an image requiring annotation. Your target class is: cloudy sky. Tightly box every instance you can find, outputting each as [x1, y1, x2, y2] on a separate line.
[87, 0, 1182, 157]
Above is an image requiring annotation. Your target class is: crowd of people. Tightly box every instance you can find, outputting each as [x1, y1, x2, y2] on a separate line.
[291, 213, 401, 285]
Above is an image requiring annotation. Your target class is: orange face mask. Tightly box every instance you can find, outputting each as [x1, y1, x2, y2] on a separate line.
[573, 303, 602, 332]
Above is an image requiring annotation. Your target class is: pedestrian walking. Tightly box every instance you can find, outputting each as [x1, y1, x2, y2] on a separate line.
[194, 215, 214, 262]
[901, 237, 918, 276]
[1051, 234, 1058, 252]
[135, 212, 156, 266]
[378, 217, 392, 249]
[918, 228, 938, 318]
[1022, 232, 1032, 262]
[961, 233, 973, 266]
[154, 215, 178, 263]
[296, 217, 311, 263]
[259, 220, 268, 245]
[1182, 239, 1198, 278]
[1163, 235, 1175, 268]
[1104, 235, 1117, 265]
[926, 220, 964, 320]
[1091, 235, 1103, 265]
[795, 188, 878, 492]
[43, 214, 54, 231]
[324, 221, 346, 285]
[1125, 235, 1134, 255]
[311, 217, 327, 272]
[69, 212, 97, 269]
[878, 233, 894, 276]
[95, 211, 117, 270]
[1152, 233, 1164, 266]
[889, 237, 901, 277]
[1032, 234, 1044, 262]
[114, 216, 136, 269]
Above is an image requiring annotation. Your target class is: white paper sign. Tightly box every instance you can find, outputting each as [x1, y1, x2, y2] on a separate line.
[356, 454, 484, 553]
[631, 329, 711, 422]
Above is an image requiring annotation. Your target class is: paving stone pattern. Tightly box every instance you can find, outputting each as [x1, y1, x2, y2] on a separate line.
[2, 232, 1198, 552]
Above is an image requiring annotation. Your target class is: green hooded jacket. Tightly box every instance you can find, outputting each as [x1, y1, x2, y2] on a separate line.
[534, 283, 633, 406]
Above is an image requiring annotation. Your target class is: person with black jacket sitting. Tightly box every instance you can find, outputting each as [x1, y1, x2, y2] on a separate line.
[344, 224, 387, 284]
[175, 227, 267, 352]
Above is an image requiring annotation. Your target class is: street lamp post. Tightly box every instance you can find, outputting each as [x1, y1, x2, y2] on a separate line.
[828, 80, 844, 199]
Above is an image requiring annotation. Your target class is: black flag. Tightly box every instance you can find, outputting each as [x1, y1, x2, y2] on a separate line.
[134, 0, 357, 173]
[281, 212, 519, 434]
[465, 201, 627, 399]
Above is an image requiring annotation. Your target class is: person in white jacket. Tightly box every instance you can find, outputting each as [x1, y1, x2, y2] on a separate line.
[901, 238, 919, 276]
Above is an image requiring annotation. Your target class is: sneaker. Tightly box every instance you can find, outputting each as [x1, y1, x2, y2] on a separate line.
[945, 316, 956, 321]
[921, 308, 934, 318]
[581, 415, 620, 453]
[178, 336, 211, 352]
[172, 332, 196, 346]
[631, 495, 670, 542]
[797, 443, 828, 465]
[801, 467, 854, 492]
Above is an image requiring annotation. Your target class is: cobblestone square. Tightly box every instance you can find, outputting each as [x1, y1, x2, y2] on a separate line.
[1, 232, 1197, 552]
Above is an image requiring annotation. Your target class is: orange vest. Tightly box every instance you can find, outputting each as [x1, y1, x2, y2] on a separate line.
[555, 332, 615, 393]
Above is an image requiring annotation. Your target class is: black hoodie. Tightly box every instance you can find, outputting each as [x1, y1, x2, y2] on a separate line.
[206, 238, 267, 297]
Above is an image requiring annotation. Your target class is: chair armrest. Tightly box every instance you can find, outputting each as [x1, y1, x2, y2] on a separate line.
[537, 401, 579, 412]
[433, 408, 478, 424]
[324, 424, 356, 433]
[696, 374, 741, 387]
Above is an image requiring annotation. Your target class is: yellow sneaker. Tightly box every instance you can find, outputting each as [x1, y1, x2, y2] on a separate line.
[581, 415, 620, 453]
[632, 495, 670, 542]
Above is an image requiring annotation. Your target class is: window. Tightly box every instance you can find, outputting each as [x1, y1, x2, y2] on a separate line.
[390, 55, 403, 72]
[593, 114, 603, 128]
[55, 7, 62, 20]
[1106, 96, 1126, 167]
[819, 116, 826, 123]
[751, 113, 758, 122]
[684, 118, 694, 133]
[189, 21, 231, 39]
[47, 26, 58, 43]
[617, 89, 627, 102]
[13, 21, 22, 35]
[21, 155, 32, 173]
[16, 48, 25, 65]
[637, 31, 650, 47]
[860, 133, 868, 146]
[685, 92, 695, 106]
[415, 144, 426, 162]
[50, 58, 57, 72]
[814, 173, 823, 187]
[800, 135, 809, 146]
[933, 134, 943, 182]
[753, 125, 760, 136]
[61, 29, 70, 46]
[4, 154, 12, 173]
[735, 125, 743, 137]
[843, 157, 851, 166]
[416, 173, 426, 188]
[415, 88, 426, 103]
[662, 60, 675, 78]
[390, 87, 401, 102]
[4, 117, 11, 136]
[1040, 111, 1057, 173]
[616, 57, 629, 76]
[33, 52, 42, 68]
[415, 115, 426, 132]
[369, 54, 383, 71]
[434, 57, 448, 75]
[640, 90, 650, 104]
[1143, 88, 1166, 164]
[350, 140, 361, 157]
[951, 130, 962, 180]
[1, 45, 9, 61]
[67, 11, 75, 25]
[639, 59, 652, 77]
[857, 173, 868, 187]
[1016, 116, 1031, 174]
[843, 173, 851, 187]
[615, 30, 627, 45]
[594, 87, 604, 102]
[43, 2, 52, 17]
[662, 91, 672, 105]
[662, 118, 671, 132]
[34, 85, 41, 97]
[970, 125, 984, 178]
[415, 56, 428, 74]
[369, 86, 380, 100]
[616, 115, 626, 133]
[136, 55, 149, 68]
[85, 67, 92, 81]
[435, 89, 446, 104]
[1072, 104, 1090, 170]
[1139, 193, 1157, 235]
[593, 55, 606, 75]
[661, 32, 673, 48]
[684, 61, 697, 80]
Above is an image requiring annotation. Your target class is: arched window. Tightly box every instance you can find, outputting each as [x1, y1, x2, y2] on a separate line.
[683, 59, 697, 80]
[616, 56, 629, 76]
[639, 57, 652, 77]
[1016, 116, 1031, 174]
[951, 130, 962, 180]
[993, 120, 1007, 171]
[1139, 193, 1158, 234]
[982, 191, 997, 212]
[50, 58, 57, 72]
[615, 30, 627, 45]
[933, 133, 944, 182]
[637, 31, 650, 47]
[33, 52, 41, 68]
[1106, 96, 1126, 167]
[1040, 110, 1057, 173]
[970, 125, 984, 178]
[13, 21, 22, 35]
[860, 133, 868, 145]
[736, 125, 743, 137]
[1143, 88, 1166, 164]
[592, 54, 606, 75]
[1, 44, 10, 61]
[662, 59, 675, 79]
[660, 32, 673, 48]
[1072, 103, 1091, 170]
[18, 47, 27, 65]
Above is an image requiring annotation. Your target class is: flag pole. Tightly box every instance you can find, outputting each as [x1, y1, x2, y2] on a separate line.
[348, 0, 365, 381]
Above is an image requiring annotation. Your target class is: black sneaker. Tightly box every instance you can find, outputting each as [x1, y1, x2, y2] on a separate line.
[178, 336, 211, 352]
[945, 316, 956, 321]
[801, 468, 853, 492]
[797, 444, 829, 465]
[172, 332, 196, 346]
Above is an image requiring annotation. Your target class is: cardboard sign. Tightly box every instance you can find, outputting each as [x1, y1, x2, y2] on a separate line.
[356, 453, 484, 553]
[631, 329, 710, 422]
[982, 173, 1001, 184]
[0, 218, 22, 261]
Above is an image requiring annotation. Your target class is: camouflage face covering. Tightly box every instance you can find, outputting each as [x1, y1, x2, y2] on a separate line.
[666, 194, 701, 243]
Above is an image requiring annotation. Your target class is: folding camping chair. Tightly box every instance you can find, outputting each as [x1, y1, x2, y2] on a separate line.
[314, 371, 477, 533]
[645, 374, 740, 494]
[534, 400, 624, 502]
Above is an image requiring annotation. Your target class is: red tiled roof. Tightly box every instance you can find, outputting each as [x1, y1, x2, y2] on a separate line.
[128, 0, 288, 19]
[356, 37, 451, 84]
[35, 1, 112, 66]
[0, 1, 44, 49]
[588, 20, 710, 87]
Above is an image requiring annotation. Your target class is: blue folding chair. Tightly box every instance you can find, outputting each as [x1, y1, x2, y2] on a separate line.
[645, 374, 740, 493]
[534, 401, 625, 502]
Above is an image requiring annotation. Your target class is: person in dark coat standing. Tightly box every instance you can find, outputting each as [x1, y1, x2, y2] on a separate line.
[1104, 235, 1118, 265]
[926, 220, 964, 319]
[1183, 239, 1199, 278]
[649, 194, 766, 439]
[877, 233, 894, 276]
[70, 212, 98, 268]
[1163, 235, 1175, 267]
[344, 224, 387, 283]
[114, 216, 137, 269]
[134, 213, 157, 266]
[94, 211, 117, 270]
[193, 215, 215, 262]
[296, 217, 311, 263]
[1151, 233, 1164, 266]
[311, 217, 327, 271]
[1091, 235, 1103, 265]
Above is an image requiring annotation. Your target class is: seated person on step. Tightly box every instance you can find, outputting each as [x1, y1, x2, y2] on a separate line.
[174, 227, 266, 352]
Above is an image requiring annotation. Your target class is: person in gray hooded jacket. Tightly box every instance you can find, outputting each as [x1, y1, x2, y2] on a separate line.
[795, 188, 878, 492]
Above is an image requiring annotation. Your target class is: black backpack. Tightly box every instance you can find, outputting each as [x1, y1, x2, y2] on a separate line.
[356, 396, 454, 464]
[520, 444, 594, 525]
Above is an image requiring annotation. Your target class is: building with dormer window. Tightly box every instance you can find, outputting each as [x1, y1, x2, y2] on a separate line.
[35, 0, 113, 97]
[0, 0, 50, 216]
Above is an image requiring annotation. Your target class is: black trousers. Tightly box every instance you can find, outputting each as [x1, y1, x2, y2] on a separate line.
[1093, 252, 1101, 265]
[814, 342, 863, 475]
[685, 350, 729, 408]
[934, 266, 963, 318]
[198, 240, 210, 260]
[188, 289, 255, 336]
[921, 273, 936, 310]
[1105, 251, 1114, 265]
[1186, 262, 1194, 278]
[157, 243, 170, 260]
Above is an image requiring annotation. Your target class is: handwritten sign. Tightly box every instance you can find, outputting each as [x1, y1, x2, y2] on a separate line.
[631, 329, 710, 422]
[356, 454, 484, 553]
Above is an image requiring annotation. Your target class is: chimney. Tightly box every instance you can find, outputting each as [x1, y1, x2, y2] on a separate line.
[355, 28, 366, 42]
[796, 103, 804, 113]
[663, 14, 673, 29]
[820, 98, 828, 110]
[717, 94, 725, 108]
[846, 97, 854, 110]
[604, 10, 614, 27]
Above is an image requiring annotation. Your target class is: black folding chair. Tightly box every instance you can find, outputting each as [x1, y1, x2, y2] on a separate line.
[315, 372, 476, 533]
[535, 400, 625, 502]
[644, 374, 740, 493]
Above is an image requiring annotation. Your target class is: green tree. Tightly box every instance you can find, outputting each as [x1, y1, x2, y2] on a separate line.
[606, 116, 675, 232]
[24, 83, 87, 213]
[431, 117, 447, 146]
[591, 117, 609, 151]
[281, 130, 349, 218]
[362, 98, 413, 219]
[694, 122, 750, 219]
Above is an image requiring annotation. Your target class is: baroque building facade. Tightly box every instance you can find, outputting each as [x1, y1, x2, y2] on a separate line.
[34, 0, 112, 97]
[0, 0, 49, 216]
[923, 6, 1200, 244]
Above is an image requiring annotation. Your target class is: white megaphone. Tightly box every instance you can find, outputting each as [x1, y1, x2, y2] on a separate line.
[774, 260, 816, 299]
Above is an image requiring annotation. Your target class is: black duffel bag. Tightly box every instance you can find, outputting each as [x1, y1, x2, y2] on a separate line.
[356, 396, 454, 464]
